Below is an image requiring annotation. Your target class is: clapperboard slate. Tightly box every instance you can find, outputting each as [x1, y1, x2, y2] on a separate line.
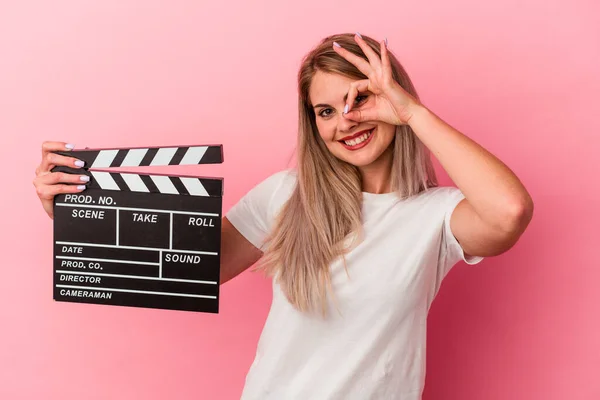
[51, 145, 223, 313]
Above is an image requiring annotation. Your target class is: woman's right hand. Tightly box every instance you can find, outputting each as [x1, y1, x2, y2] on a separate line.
[33, 141, 91, 219]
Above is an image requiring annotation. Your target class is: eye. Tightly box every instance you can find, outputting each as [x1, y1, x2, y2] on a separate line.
[318, 108, 334, 118]
[354, 94, 368, 104]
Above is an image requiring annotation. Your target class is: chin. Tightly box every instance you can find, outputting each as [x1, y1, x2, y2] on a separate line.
[340, 152, 382, 167]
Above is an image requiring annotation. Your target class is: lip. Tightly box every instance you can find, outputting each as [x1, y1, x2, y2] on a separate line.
[339, 128, 375, 151]
[338, 129, 373, 141]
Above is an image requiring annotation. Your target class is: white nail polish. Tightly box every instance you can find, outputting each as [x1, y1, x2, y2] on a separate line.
[65, 143, 75, 150]
[355, 32, 362, 39]
[77, 185, 86, 190]
[385, 37, 388, 46]
[344, 104, 349, 114]
[80, 175, 90, 182]
[333, 42, 341, 48]
[75, 160, 84, 167]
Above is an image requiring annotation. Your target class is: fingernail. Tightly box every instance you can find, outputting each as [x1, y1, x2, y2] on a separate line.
[355, 32, 362, 39]
[385, 37, 388, 46]
[79, 175, 90, 182]
[343, 104, 349, 114]
[75, 160, 85, 167]
[333, 41, 341, 48]
[77, 185, 86, 190]
[65, 143, 75, 150]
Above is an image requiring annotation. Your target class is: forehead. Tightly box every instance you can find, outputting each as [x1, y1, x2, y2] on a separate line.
[309, 71, 356, 105]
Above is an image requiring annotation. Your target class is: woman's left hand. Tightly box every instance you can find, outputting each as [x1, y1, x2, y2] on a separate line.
[333, 34, 420, 126]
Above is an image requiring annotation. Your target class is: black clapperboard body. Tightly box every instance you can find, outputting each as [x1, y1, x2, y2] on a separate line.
[51, 145, 223, 313]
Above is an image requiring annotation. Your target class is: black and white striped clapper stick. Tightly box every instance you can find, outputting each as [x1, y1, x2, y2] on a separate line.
[51, 144, 224, 313]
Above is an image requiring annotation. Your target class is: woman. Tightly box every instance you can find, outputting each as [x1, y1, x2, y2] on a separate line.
[34, 33, 533, 399]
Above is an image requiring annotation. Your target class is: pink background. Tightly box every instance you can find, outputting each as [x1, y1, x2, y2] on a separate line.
[1, 1, 599, 399]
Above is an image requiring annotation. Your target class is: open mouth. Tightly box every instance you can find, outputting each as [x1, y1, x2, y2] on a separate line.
[338, 128, 375, 150]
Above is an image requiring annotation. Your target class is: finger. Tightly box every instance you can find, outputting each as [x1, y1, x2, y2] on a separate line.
[38, 152, 85, 175]
[345, 79, 370, 113]
[35, 182, 87, 201]
[35, 171, 90, 186]
[380, 39, 393, 81]
[344, 107, 379, 123]
[333, 42, 372, 77]
[353, 33, 382, 71]
[38, 141, 76, 174]
[42, 141, 75, 156]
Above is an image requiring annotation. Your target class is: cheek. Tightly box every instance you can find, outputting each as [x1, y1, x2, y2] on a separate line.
[379, 124, 397, 144]
[316, 120, 336, 142]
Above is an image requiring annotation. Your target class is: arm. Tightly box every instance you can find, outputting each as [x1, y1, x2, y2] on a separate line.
[406, 105, 534, 257]
[220, 217, 263, 284]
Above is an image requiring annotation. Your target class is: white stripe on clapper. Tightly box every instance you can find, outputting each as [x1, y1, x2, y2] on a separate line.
[150, 147, 178, 166]
[91, 149, 119, 168]
[149, 175, 179, 194]
[91, 171, 119, 190]
[120, 148, 148, 167]
[179, 146, 207, 165]
[180, 177, 209, 196]
[121, 173, 149, 192]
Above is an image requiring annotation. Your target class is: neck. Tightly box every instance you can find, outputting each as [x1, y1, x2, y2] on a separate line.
[359, 147, 394, 194]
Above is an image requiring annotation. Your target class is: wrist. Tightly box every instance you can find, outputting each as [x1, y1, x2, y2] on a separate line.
[387, 82, 426, 125]
[405, 102, 429, 126]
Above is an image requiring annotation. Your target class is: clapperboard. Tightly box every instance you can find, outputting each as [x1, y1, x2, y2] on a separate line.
[51, 145, 223, 313]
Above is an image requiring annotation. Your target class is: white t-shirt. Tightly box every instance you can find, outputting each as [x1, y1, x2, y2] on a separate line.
[226, 169, 484, 400]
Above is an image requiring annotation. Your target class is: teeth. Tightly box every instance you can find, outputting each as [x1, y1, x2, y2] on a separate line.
[344, 131, 371, 146]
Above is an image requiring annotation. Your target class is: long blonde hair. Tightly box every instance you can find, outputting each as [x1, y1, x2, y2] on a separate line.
[256, 33, 437, 315]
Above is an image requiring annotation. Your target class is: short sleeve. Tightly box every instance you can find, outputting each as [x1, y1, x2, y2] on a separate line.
[225, 170, 295, 251]
[439, 187, 484, 276]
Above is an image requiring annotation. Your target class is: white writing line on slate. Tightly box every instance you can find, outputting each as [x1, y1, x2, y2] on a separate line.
[56, 285, 217, 299]
[159, 250, 163, 279]
[55, 203, 220, 217]
[56, 256, 159, 266]
[56, 270, 217, 285]
[116, 209, 120, 246]
[55, 241, 218, 255]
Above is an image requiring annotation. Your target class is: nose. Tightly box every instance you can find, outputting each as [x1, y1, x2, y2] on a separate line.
[337, 111, 358, 134]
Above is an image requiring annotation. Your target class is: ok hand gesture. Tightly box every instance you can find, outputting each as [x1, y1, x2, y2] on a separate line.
[333, 34, 420, 126]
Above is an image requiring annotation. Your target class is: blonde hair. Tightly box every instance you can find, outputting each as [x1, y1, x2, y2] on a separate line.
[255, 33, 438, 316]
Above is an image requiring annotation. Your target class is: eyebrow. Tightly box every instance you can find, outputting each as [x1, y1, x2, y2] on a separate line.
[312, 93, 348, 109]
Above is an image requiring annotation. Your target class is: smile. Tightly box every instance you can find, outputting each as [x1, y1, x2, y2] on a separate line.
[338, 128, 375, 151]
